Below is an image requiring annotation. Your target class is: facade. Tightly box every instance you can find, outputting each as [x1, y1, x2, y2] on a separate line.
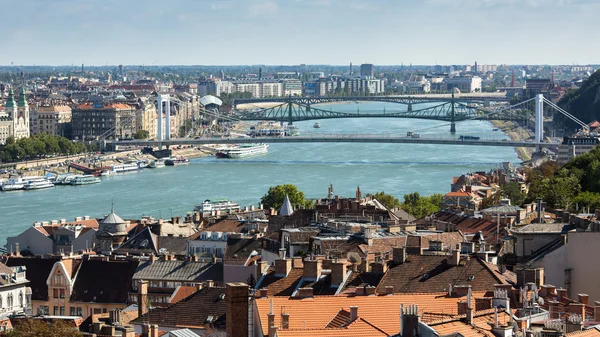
[444, 76, 482, 93]
[360, 63, 374, 78]
[135, 97, 157, 140]
[526, 78, 553, 95]
[30, 105, 72, 137]
[0, 87, 30, 144]
[71, 102, 136, 140]
[282, 80, 302, 96]
[0, 263, 31, 318]
[557, 136, 600, 164]
[188, 231, 229, 258]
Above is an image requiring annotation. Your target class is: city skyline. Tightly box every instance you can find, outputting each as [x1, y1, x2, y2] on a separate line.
[1, 0, 599, 66]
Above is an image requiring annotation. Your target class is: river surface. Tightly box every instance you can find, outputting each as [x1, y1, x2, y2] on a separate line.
[0, 102, 519, 246]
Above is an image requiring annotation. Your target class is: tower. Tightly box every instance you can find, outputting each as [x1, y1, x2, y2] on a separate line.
[4, 86, 17, 119]
[16, 87, 30, 138]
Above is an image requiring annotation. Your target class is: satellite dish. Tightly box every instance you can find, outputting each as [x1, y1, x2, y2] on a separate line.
[347, 252, 362, 264]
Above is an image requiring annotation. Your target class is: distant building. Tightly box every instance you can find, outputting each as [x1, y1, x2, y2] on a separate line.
[30, 105, 72, 137]
[71, 102, 136, 140]
[557, 136, 600, 164]
[360, 64, 374, 78]
[0, 87, 30, 144]
[0, 262, 31, 317]
[444, 76, 482, 93]
[526, 78, 552, 96]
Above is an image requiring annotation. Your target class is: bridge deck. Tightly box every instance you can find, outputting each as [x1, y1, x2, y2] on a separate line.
[114, 135, 540, 148]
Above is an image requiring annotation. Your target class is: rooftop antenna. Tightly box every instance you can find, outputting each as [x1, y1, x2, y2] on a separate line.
[111, 199, 115, 213]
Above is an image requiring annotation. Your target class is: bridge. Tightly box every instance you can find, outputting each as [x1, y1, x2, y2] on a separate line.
[113, 134, 540, 148]
[233, 93, 510, 107]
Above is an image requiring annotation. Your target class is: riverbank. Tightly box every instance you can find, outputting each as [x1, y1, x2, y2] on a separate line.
[491, 120, 533, 161]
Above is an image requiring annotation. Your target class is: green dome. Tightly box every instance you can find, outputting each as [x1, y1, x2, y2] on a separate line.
[4, 87, 16, 109]
[17, 87, 27, 107]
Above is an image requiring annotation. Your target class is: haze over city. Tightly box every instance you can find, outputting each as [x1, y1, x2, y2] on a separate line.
[1, 0, 599, 65]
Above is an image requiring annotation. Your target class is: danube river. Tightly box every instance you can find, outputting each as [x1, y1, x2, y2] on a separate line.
[0, 102, 519, 246]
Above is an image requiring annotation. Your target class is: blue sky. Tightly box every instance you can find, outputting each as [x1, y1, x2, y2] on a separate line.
[1, 0, 598, 66]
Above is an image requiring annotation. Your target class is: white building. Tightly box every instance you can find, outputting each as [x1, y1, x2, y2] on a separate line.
[188, 231, 229, 258]
[0, 262, 32, 318]
[444, 76, 482, 93]
[557, 137, 600, 164]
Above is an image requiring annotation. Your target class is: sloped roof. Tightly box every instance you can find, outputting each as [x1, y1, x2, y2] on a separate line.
[157, 236, 189, 256]
[133, 260, 223, 283]
[276, 318, 388, 337]
[199, 95, 222, 107]
[70, 259, 138, 303]
[279, 194, 294, 216]
[131, 287, 227, 329]
[101, 211, 125, 225]
[376, 255, 515, 294]
[4, 256, 58, 301]
[115, 227, 158, 255]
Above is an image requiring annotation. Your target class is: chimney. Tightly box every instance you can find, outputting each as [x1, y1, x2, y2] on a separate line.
[475, 297, 493, 311]
[402, 304, 420, 337]
[557, 288, 567, 298]
[14, 243, 20, 257]
[370, 262, 387, 274]
[349, 306, 358, 321]
[280, 312, 290, 330]
[275, 259, 292, 277]
[267, 307, 275, 335]
[150, 324, 159, 337]
[256, 260, 268, 276]
[449, 250, 461, 266]
[365, 286, 377, 296]
[268, 325, 278, 337]
[278, 248, 286, 260]
[303, 260, 322, 281]
[226, 283, 249, 337]
[137, 280, 148, 319]
[109, 309, 121, 325]
[393, 247, 406, 264]
[384, 285, 394, 295]
[259, 288, 268, 298]
[331, 262, 347, 287]
[578, 294, 589, 305]
[537, 198, 543, 223]
[141, 325, 150, 337]
[292, 257, 303, 268]
[569, 302, 585, 321]
[594, 301, 600, 321]
[466, 287, 474, 326]
[297, 287, 313, 298]
[540, 284, 556, 297]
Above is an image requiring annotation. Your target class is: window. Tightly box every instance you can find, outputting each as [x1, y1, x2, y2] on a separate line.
[37, 306, 49, 315]
[70, 307, 76, 316]
[77, 307, 82, 316]
[19, 292, 23, 307]
[93, 308, 101, 314]
[53, 306, 58, 315]
[60, 289, 65, 299]
[0, 296, 2, 309]
[53, 289, 59, 298]
[60, 306, 65, 316]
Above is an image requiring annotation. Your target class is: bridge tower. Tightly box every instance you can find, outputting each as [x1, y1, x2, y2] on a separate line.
[535, 94, 544, 152]
[450, 92, 456, 133]
[157, 94, 171, 148]
[287, 95, 293, 125]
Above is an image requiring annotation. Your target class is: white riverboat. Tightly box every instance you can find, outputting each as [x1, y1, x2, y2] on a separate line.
[24, 177, 54, 190]
[70, 175, 101, 185]
[111, 163, 139, 173]
[148, 159, 166, 168]
[193, 199, 241, 214]
[1, 177, 27, 191]
[215, 144, 269, 159]
[313, 122, 321, 128]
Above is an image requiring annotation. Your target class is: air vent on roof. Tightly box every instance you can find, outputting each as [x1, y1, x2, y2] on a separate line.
[205, 315, 215, 323]
[468, 275, 475, 281]
[421, 273, 429, 280]
[218, 294, 226, 300]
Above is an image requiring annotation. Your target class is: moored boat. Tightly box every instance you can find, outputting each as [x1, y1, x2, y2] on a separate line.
[1, 177, 26, 191]
[216, 143, 269, 159]
[165, 157, 190, 166]
[111, 163, 139, 173]
[70, 175, 101, 185]
[24, 177, 54, 190]
[313, 122, 321, 128]
[148, 159, 166, 168]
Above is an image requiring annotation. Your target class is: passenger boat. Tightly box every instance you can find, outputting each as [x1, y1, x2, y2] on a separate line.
[24, 177, 54, 190]
[165, 157, 190, 166]
[148, 159, 166, 168]
[313, 122, 321, 128]
[111, 163, 140, 173]
[193, 199, 241, 214]
[215, 144, 269, 159]
[1, 177, 27, 191]
[284, 124, 300, 137]
[70, 175, 101, 185]
[54, 174, 81, 185]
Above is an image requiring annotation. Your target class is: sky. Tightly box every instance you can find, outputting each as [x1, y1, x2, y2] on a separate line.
[1, 0, 599, 66]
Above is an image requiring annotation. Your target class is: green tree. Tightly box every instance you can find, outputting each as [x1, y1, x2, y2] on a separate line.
[5, 136, 15, 145]
[133, 130, 149, 140]
[400, 192, 443, 219]
[260, 184, 309, 210]
[6, 319, 83, 337]
[371, 191, 401, 209]
[502, 182, 525, 206]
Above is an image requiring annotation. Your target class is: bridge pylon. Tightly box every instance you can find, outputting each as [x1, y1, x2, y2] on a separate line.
[450, 93, 456, 133]
[408, 104, 412, 112]
[287, 96, 293, 125]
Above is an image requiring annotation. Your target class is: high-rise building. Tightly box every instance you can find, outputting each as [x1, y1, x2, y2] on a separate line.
[360, 64, 374, 78]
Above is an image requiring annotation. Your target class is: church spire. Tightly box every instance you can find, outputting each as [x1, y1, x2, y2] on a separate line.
[17, 87, 28, 107]
[4, 86, 16, 109]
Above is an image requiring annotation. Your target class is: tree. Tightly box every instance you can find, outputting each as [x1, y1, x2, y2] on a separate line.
[133, 130, 149, 140]
[502, 182, 525, 206]
[260, 184, 309, 210]
[400, 192, 443, 219]
[6, 319, 83, 337]
[371, 191, 401, 209]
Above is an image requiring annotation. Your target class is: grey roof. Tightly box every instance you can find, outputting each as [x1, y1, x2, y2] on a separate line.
[510, 223, 573, 234]
[133, 260, 223, 282]
[168, 329, 201, 337]
[101, 211, 125, 224]
[279, 194, 294, 216]
[199, 95, 222, 107]
[481, 204, 524, 214]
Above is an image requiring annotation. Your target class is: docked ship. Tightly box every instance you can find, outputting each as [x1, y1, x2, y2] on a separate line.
[193, 199, 241, 214]
[165, 157, 190, 166]
[111, 163, 140, 173]
[54, 174, 81, 185]
[1, 177, 27, 191]
[215, 143, 269, 159]
[70, 175, 101, 185]
[313, 122, 321, 128]
[148, 159, 166, 168]
[24, 177, 54, 190]
[284, 124, 300, 137]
